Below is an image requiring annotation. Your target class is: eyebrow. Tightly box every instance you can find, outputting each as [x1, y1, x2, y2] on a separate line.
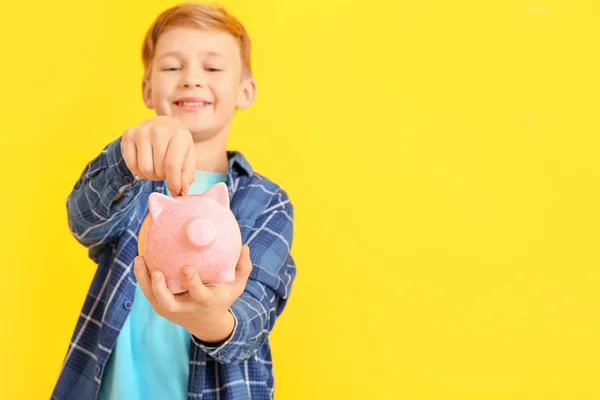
[157, 50, 226, 60]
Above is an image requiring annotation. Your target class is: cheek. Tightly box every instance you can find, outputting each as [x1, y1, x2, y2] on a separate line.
[150, 79, 176, 114]
[151, 73, 178, 97]
[212, 80, 239, 107]
[152, 81, 170, 100]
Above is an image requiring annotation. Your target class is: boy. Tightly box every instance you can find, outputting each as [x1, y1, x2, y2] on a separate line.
[52, 3, 296, 400]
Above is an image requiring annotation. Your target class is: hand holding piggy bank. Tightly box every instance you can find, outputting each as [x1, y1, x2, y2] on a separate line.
[137, 182, 242, 293]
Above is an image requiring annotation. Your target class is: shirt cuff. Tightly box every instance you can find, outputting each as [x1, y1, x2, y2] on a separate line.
[190, 305, 249, 364]
[106, 136, 140, 197]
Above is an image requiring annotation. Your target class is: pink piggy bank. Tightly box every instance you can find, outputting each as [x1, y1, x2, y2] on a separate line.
[137, 182, 242, 293]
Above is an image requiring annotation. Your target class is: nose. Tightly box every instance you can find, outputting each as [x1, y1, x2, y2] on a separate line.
[180, 69, 206, 88]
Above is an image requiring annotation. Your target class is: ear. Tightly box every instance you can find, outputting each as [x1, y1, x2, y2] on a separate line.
[142, 76, 154, 109]
[203, 182, 229, 207]
[148, 192, 175, 220]
[236, 77, 257, 110]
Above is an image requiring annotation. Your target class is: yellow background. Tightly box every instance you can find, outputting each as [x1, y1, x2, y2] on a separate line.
[1, 0, 599, 399]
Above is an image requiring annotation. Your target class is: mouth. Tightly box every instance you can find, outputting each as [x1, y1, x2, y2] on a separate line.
[173, 98, 212, 110]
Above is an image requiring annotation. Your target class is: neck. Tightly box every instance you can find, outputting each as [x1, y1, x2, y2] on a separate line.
[192, 132, 229, 173]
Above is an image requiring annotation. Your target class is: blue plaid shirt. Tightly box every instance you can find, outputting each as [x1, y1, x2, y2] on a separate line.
[52, 137, 296, 400]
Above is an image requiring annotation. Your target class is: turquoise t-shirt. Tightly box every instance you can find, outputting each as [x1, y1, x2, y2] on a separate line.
[98, 170, 228, 400]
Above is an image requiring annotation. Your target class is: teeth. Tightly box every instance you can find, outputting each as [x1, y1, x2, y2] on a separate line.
[179, 101, 208, 106]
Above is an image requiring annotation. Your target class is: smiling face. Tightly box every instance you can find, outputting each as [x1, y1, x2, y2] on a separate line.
[143, 27, 256, 142]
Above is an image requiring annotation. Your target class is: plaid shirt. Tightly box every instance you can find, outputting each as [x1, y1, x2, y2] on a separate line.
[52, 137, 296, 400]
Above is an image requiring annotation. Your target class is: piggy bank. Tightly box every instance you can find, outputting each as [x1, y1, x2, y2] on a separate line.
[137, 182, 242, 293]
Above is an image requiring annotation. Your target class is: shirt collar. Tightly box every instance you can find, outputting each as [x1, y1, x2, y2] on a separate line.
[226, 151, 254, 178]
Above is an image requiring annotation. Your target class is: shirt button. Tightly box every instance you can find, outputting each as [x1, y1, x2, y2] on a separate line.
[218, 350, 227, 357]
[124, 176, 132, 185]
[95, 365, 101, 376]
[123, 301, 132, 310]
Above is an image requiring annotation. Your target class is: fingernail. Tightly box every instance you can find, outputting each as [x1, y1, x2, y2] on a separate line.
[152, 271, 161, 281]
[184, 267, 194, 277]
[134, 258, 142, 270]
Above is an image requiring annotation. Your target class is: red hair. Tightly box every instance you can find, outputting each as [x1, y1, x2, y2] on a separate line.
[142, 2, 252, 77]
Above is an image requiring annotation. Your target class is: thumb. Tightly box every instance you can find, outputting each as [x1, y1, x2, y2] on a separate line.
[134, 256, 146, 271]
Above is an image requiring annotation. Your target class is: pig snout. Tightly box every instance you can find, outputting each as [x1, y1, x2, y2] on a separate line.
[184, 217, 216, 249]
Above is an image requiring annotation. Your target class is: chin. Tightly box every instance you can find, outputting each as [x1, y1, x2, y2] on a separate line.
[175, 117, 217, 136]
[189, 126, 223, 142]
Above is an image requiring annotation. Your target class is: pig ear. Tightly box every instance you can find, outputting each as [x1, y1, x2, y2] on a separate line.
[203, 182, 229, 207]
[148, 192, 175, 220]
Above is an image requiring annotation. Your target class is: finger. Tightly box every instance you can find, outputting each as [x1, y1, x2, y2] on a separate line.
[136, 130, 159, 180]
[181, 146, 196, 196]
[164, 131, 190, 196]
[232, 246, 253, 293]
[151, 128, 169, 181]
[150, 270, 179, 312]
[133, 256, 157, 304]
[121, 131, 141, 178]
[182, 266, 212, 304]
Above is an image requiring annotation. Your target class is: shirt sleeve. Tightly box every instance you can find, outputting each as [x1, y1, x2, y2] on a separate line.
[66, 136, 149, 262]
[191, 188, 296, 363]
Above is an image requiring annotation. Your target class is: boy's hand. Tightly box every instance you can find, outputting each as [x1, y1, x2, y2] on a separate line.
[133, 246, 253, 344]
[121, 116, 196, 196]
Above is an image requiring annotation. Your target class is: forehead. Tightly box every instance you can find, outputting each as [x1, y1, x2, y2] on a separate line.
[155, 27, 241, 63]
